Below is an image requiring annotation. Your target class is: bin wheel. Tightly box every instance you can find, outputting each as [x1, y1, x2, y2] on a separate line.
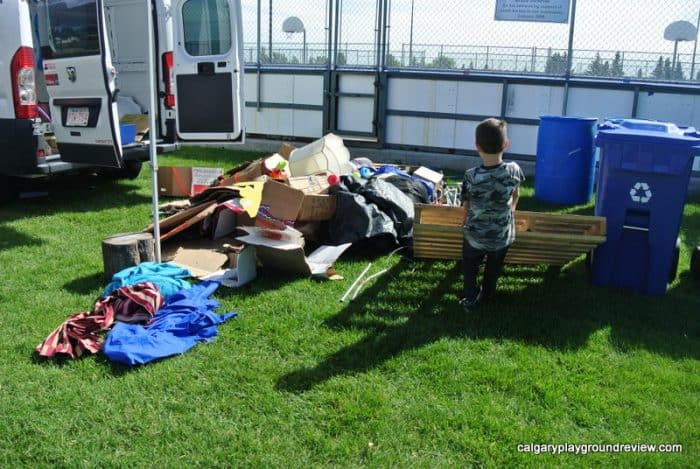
[691, 246, 700, 281]
[668, 237, 681, 283]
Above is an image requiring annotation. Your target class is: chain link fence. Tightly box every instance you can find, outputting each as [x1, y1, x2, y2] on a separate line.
[241, 0, 700, 83]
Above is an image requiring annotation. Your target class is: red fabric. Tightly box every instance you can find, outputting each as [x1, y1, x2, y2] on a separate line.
[36, 282, 164, 358]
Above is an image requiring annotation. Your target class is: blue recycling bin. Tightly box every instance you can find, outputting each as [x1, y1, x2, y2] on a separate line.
[534, 115, 598, 205]
[591, 119, 700, 295]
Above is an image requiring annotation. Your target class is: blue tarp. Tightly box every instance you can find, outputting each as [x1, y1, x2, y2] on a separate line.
[102, 281, 236, 366]
[103, 262, 191, 299]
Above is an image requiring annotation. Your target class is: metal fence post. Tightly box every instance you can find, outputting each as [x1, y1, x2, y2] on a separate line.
[257, 0, 261, 111]
[562, 0, 577, 116]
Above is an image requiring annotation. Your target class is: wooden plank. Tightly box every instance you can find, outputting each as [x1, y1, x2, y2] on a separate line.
[412, 203, 606, 267]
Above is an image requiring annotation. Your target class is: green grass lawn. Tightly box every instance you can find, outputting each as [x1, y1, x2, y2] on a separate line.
[1, 146, 698, 467]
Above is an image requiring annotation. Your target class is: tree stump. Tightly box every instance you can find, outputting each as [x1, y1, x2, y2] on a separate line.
[102, 232, 155, 280]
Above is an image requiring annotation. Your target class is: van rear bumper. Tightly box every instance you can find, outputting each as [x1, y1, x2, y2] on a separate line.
[0, 118, 39, 174]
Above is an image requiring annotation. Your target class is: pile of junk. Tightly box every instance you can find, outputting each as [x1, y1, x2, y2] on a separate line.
[144, 133, 448, 287]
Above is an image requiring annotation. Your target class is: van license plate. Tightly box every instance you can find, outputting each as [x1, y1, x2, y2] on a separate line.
[66, 107, 89, 127]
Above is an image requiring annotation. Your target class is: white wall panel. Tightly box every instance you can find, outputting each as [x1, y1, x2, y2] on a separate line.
[244, 73, 257, 100]
[637, 92, 697, 128]
[506, 85, 565, 119]
[388, 79, 502, 117]
[386, 116, 457, 148]
[338, 97, 374, 133]
[434, 82, 458, 113]
[260, 75, 294, 102]
[454, 121, 478, 151]
[245, 108, 293, 135]
[567, 88, 633, 121]
[339, 74, 374, 94]
[292, 110, 323, 138]
[427, 119, 456, 148]
[506, 124, 538, 156]
[386, 116, 427, 146]
[388, 79, 435, 112]
[455, 82, 502, 116]
[293, 75, 323, 105]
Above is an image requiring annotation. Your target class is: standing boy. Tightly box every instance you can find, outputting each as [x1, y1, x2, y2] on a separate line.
[460, 118, 525, 312]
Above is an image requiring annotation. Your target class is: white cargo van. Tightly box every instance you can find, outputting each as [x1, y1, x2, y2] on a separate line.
[0, 0, 244, 184]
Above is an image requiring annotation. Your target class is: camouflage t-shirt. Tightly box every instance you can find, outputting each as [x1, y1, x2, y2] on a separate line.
[460, 161, 525, 251]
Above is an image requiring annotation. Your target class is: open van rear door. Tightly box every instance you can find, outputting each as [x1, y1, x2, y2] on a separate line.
[43, 0, 122, 168]
[172, 0, 244, 141]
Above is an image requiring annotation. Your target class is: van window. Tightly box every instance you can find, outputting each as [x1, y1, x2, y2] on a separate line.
[182, 0, 232, 56]
[45, 0, 100, 59]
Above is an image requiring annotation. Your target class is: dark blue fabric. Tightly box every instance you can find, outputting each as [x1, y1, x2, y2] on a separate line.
[373, 165, 435, 201]
[103, 262, 192, 299]
[102, 281, 236, 366]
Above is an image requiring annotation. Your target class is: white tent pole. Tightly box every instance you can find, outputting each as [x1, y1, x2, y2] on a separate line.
[146, 0, 161, 262]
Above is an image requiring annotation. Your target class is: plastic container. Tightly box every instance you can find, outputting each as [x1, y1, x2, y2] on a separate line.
[534, 115, 598, 205]
[288, 133, 351, 177]
[591, 119, 700, 295]
[119, 124, 137, 145]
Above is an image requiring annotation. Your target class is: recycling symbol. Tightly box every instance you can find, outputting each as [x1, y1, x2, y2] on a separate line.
[629, 182, 652, 203]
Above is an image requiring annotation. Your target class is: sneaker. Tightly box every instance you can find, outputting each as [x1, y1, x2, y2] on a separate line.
[458, 297, 479, 312]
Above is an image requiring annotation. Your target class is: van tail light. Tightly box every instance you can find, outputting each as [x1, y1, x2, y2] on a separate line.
[162, 52, 175, 108]
[11, 46, 38, 119]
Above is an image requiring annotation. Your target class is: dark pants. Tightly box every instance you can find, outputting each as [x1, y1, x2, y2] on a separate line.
[462, 241, 509, 301]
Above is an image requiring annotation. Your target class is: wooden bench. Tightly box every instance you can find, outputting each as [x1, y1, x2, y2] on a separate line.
[413, 204, 607, 266]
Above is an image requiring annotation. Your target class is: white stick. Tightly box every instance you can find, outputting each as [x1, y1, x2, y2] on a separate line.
[340, 262, 372, 302]
[350, 268, 389, 301]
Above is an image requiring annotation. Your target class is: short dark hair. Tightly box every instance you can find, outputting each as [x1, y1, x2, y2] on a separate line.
[475, 118, 507, 154]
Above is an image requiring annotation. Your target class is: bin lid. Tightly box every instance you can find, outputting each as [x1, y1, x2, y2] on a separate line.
[596, 120, 700, 147]
[540, 115, 597, 122]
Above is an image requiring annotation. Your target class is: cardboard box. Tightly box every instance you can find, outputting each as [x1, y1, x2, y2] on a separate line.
[256, 180, 305, 229]
[298, 194, 336, 221]
[158, 166, 224, 197]
[236, 226, 350, 277]
[163, 238, 256, 287]
[285, 174, 337, 222]
[412, 166, 444, 185]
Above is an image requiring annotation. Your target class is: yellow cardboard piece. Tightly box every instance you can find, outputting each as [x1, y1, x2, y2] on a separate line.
[233, 181, 264, 218]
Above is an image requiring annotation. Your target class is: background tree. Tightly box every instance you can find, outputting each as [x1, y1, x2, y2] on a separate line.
[663, 57, 672, 79]
[652, 56, 664, 79]
[385, 53, 401, 67]
[308, 55, 328, 65]
[429, 54, 456, 69]
[672, 61, 685, 80]
[610, 51, 624, 77]
[586, 52, 611, 76]
[259, 51, 289, 64]
[336, 52, 347, 66]
[545, 52, 568, 75]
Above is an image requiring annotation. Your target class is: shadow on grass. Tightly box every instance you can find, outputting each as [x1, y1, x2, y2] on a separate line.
[31, 349, 132, 376]
[0, 224, 43, 251]
[277, 254, 700, 392]
[62, 271, 105, 295]
[0, 173, 151, 218]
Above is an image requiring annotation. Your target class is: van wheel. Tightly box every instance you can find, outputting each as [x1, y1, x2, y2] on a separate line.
[691, 246, 700, 281]
[120, 161, 143, 180]
[668, 237, 681, 283]
[99, 161, 142, 181]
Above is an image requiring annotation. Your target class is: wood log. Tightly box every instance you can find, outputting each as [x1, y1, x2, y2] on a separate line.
[102, 232, 155, 280]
